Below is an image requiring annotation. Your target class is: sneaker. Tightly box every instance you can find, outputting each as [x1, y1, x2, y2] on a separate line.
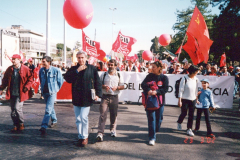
[207, 134, 215, 138]
[49, 123, 57, 128]
[110, 131, 117, 137]
[177, 123, 182, 130]
[39, 127, 47, 136]
[10, 126, 18, 132]
[96, 133, 103, 142]
[187, 129, 194, 137]
[149, 140, 155, 146]
[18, 124, 25, 131]
[193, 129, 198, 133]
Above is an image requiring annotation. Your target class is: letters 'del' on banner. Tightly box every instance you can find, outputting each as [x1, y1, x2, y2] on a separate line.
[57, 73, 234, 109]
[112, 31, 137, 56]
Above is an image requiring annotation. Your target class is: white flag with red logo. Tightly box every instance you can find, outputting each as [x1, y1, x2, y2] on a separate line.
[112, 31, 137, 56]
[82, 30, 106, 59]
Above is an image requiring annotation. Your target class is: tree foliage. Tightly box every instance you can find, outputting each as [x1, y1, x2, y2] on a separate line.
[210, 0, 240, 63]
[56, 43, 71, 51]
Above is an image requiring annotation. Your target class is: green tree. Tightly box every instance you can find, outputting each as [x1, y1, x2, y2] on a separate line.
[137, 50, 144, 62]
[211, 0, 240, 63]
[171, 0, 216, 63]
[56, 43, 71, 51]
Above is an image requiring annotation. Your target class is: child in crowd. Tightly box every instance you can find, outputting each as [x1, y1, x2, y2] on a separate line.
[194, 79, 215, 138]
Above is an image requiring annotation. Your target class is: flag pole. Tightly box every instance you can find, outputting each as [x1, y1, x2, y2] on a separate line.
[177, 32, 187, 62]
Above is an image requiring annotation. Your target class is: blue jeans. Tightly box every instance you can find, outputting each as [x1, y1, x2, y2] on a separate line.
[146, 106, 164, 141]
[233, 81, 239, 97]
[41, 93, 57, 129]
[73, 106, 90, 139]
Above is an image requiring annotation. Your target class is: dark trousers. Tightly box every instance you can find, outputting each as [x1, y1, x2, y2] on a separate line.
[98, 94, 119, 133]
[10, 96, 24, 126]
[177, 99, 196, 129]
[146, 106, 164, 141]
[195, 108, 212, 135]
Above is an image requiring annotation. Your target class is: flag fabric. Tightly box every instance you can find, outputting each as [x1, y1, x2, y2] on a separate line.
[183, 32, 204, 65]
[19, 50, 26, 63]
[187, 6, 213, 63]
[124, 54, 138, 62]
[88, 56, 97, 65]
[175, 45, 182, 54]
[173, 56, 178, 63]
[220, 53, 226, 67]
[112, 31, 137, 56]
[82, 30, 106, 59]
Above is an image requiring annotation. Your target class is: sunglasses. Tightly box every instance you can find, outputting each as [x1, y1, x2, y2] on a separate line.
[108, 64, 114, 67]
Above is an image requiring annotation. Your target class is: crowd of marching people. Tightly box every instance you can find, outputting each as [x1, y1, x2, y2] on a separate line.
[0, 51, 239, 147]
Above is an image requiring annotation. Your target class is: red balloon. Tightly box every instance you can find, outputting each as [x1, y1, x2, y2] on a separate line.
[142, 50, 153, 61]
[159, 34, 171, 46]
[63, 0, 94, 29]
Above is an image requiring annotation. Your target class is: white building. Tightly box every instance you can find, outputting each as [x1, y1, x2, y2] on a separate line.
[12, 25, 57, 64]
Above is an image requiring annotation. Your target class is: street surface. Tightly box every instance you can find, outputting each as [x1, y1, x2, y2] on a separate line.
[0, 94, 239, 160]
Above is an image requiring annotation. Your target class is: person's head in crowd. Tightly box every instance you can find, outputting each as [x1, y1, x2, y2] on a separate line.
[151, 61, 163, 75]
[148, 65, 152, 73]
[172, 61, 176, 68]
[62, 62, 66, 68]
[76, 50, 87, 66]
[183, 62, 189, 69]
[128, 60, 133, 67]
[37, 62, 42, 68]
[42, 56, 52, 69]
[117, 62, 121, 68]
[11, 54, 22, 68]
[140, 62, 145, 67]
[206, 63, 211, 70]
[175, 63, 181, 70]
[28, 58, 33, 65]
[188, 65, 200, 77]
[222, 66, 227, 73]
[210, 65, 217, 74]
[201, 79, 210, 90]
[97, 61, 103, 70]
[228, 66, 234, 72]
[188, 63, 192, 68]
[146, 62, 149, 68]
[162, 63, 167, 69]
[235, 67, 240, 73]
[108, 59, 117, 73]
[24, 62, 29, 67]
[135, 60, 139, 67]
[199, 65, 203, 71]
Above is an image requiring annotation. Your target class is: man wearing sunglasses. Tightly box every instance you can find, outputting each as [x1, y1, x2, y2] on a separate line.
[96, 59, 124, 142]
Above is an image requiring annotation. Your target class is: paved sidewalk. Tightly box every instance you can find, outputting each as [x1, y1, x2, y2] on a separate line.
[0, 94, 239, 160]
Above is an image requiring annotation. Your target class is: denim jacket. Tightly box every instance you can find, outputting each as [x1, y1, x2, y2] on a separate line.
[39, 66, 63, 95]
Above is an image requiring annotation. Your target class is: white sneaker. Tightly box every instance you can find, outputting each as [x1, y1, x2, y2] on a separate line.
[111, 131, 117, 137]
[177, 123, 182, 130]
[96, 133, 103, 142]
[187, 129, 194, 136]
[149, 140, 155, 146]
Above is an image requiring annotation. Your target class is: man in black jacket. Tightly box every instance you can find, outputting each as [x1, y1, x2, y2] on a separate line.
[64, 50, 102, 147]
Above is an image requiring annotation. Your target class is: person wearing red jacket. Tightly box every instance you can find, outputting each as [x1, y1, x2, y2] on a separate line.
[0, 54, 33, 132]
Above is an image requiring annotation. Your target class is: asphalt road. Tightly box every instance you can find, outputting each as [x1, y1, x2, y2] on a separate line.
[0, 94, 239, 160]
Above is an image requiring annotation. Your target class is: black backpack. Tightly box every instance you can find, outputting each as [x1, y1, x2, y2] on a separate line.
[175, 77, 187, 98]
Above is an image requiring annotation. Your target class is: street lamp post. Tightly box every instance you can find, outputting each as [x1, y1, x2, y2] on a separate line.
[109, 8, 117, 59]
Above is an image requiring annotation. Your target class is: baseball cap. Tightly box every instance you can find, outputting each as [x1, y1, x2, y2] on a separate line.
[229, 66, 233, 69]
[12, 54, 21, 59]
[201, 79, 210, 84]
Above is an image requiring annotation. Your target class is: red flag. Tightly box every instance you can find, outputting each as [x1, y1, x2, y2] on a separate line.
[183, 32, 204, 65]
[32, 78, 40, 94]
[124, 54, 138, 62]
[112, 31, 137, 56]
[220, 53, 226, 67]
[82, 30, 106, 59]
[173, 56, 178, 63]
[187, 6, 213, 63]
[175, 45, 182, 54]
[88, 56, 97, 65]
[19, 50, 26, 63]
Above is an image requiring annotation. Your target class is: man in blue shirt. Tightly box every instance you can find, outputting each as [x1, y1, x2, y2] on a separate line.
[39, 56, 63, 136]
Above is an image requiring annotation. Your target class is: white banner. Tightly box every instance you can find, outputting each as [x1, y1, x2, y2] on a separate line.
[98, 72, 234, 109]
